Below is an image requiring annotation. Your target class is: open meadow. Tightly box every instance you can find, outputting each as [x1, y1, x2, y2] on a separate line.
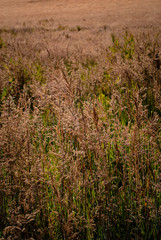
[0, 0, 161, 239]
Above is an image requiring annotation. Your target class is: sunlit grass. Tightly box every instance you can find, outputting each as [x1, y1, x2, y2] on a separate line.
[0, 31, 161, 239]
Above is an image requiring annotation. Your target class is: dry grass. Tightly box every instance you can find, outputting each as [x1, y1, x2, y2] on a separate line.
[0, 29, 161, 239]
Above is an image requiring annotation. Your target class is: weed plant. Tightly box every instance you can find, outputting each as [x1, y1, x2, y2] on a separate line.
[0, 31, 161, 239]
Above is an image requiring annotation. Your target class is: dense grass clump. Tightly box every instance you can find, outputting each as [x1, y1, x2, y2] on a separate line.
[0, 31, 161, 240]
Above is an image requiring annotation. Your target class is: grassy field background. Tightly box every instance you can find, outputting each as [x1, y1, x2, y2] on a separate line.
[0, 1, 161, 239]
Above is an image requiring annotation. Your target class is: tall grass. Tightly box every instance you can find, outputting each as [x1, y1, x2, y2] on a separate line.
[0, 31, 161, 239]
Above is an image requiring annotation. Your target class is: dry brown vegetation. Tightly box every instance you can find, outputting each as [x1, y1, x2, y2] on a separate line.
[0, 25, 161, 239]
